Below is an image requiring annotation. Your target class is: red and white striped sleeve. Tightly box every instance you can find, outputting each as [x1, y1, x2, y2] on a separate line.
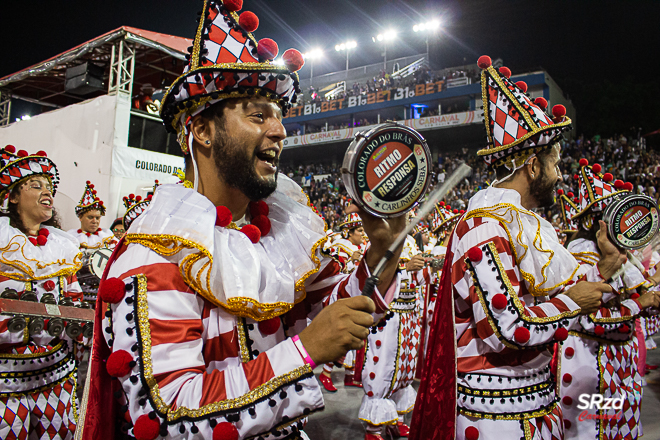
[104, 244, 324, 439]
[62, 273, 83, 302]
[453, 218, 581, 350]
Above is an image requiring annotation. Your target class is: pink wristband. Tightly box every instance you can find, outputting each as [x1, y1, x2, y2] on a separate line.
[292, 335, 317, 369]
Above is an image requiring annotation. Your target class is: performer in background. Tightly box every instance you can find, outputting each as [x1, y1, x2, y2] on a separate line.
[559, 161, 660, 440]
[319, 213, 365, 392]
[410, 56, 626, 440]
[80, 1, 405, 439]
[109, 218, 125, 241]
[0, 145, 83, 440]
[67, 181, 114, 251]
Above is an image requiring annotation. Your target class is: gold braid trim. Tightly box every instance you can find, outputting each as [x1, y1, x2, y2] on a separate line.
[458, 400, 560, 421]
[0, 236, 82, 281]
[0, 341, 65, 359]
[0, 370, 76, 399]
[457, 381, 550, 397]
[126, 232, 326, 321]
[135, 274, 314, 420]
[464, 204, 578, 296]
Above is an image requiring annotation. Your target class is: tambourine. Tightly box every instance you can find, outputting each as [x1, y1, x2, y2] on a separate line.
[603, 193, 659, 250]
[341, 123, 432, 217]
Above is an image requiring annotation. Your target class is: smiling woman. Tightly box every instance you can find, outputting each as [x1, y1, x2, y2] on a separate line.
[2, 176, 62, 234]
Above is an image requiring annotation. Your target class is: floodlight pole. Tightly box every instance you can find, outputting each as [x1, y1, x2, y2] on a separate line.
[0, 91, 11, 127]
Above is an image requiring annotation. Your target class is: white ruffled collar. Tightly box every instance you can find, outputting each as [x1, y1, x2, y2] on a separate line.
[466, 186, 585, 296]
[126, 175, 327, 320]
[0, 217, 82, 281]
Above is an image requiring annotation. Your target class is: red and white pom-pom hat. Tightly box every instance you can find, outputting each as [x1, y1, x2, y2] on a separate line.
[75, 180, 106, 217]
[476, 55, 572, 168]
[122, 181, 159, 230]
[412, 220, 430, 236]
[338, 212, 362, 231]
[431, 201, 462, 236]
[571, 158, 631, 223]
[0, 145, 59, 200]
[159, 0, 304, 154]
[557, 190, 579, 234]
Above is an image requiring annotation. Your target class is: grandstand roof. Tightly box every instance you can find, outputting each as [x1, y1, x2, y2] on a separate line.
[0, 26, 190, 108]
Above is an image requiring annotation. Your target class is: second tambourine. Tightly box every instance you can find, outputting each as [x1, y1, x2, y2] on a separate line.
[341, 123, 432, 218]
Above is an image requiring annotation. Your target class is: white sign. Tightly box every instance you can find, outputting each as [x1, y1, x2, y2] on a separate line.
[112, 145, 184, 181]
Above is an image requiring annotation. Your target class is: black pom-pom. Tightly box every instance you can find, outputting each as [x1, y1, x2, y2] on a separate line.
[179, 424, 185, 434]
[248, 407, 256, 416]
[268, 399, 276, 407]
[130, 375, 138, 384]
[209, 419, 217, 428]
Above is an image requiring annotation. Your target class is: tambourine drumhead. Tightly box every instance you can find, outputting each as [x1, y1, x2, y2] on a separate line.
[604, 194, 659, 250]
[342, 123, 432, 218]
[90, 248, 113, 278]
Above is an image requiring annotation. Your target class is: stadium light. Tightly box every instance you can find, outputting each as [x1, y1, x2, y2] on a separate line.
[372, 30, 398, 70]
[413, 20, 441, 62]
[273, 58, 285, 66]
[303, 48, 324, 87]
[335, 40, 357, 71]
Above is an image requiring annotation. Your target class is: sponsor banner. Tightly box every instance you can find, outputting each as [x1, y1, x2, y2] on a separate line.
[283, 111, 482, 148]
[112, 145, 184, 181]
[284, 82, 447, 119]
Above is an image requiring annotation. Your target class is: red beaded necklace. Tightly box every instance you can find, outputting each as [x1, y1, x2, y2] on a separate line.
[77, 228, 102, 237]
[28, 228, 50, 247]
[215, 201, 271, 244]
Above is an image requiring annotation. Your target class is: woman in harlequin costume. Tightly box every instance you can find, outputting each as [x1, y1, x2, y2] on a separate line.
[79, 1, 408, 439]
[411, 56, 629, 440]
[558, 160, 660, 440]
[319, 213, 365, 392]
[0, 145, 84, 440]
[66, 181, 114, 251]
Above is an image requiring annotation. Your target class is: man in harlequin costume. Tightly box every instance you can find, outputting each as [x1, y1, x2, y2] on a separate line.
[0, 145, 84, 439]
[319, 212, 365, 392]
[410, 55, 629, 440]
[80, 1, 408, 439]
[350, 216, 427, 440]
[557, 160, 660, 440]
[67, 181, 114, 251]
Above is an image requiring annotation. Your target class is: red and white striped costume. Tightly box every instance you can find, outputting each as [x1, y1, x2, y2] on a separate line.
[559, 238, 646, 440]
[86, 179, 394, 440]
[0, 217, 83, 440]
[447, 186, 605, 440]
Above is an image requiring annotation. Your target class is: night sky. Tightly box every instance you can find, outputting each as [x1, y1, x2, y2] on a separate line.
[2, 0, 659, 134]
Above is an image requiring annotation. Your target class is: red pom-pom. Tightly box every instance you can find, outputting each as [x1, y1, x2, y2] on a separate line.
[373, 356, 379, 363]
[409, 283, 417, 289]
[534, 97, 548, 110]
[367, 391, 374, 397]
[563, 373, 572, 383]
[370, 372, 376, 379]
[491, 294, 508, 310]
[554, 327, 568, 341]
[89, 184, 95, 189]
[465, 426, 480, 440]
[43, 280, 56, 291]
[439, 201, 445, 206]
[17, 150, 28, 158]
[565, 347, 575, 357]
[552, 104, 567, 118]
[212, 421, 239, 440]
[452, 209, 459, 214]
[283, 49, 305, 73]
[515, 81, 528, 93]
[147, 195, 153, 201]
[514, 327, 530, 344]
[499, 66, 511, 78]
[135, 195, 142, 202]
[251, 215, 271, 237]
[36, 150, 47, 157]
[36, 235, 47, 246]
[477, 55, 491, 69]
[106, 350, 134, 377]
[249, 200, 269, 217]
[98, 277, 126, 304]
[630, 293, 640, 299]
[573, 174, 579, 180]
[28, 237, 38, 246]
[564, 420, 572, 430]
[257, 317, 280, 335]
[375, 340, 381, 347]
[240, 224, 261, 243]
[460, 209, 465, 214]
[567, 192, 574, 198]
[594, 325, 605, 336]
[129, 193, 135, 199]
[573, 197, 579, 204]
[239, 11, 259, 32]
[133, 414, 160, 440]
[467, 247, 483, 262]
[222, 0, 243, 12]
[557, 189, 564, 195]
[39, 228, 49, 237]
[618, 324, 630, 333]
[257, 38, 279, 60]
[4, 145, 16, 153]
[579, 158, 589, 167]
[623, 182, 633, 191]
[86, 180, 91, 184]
[446, 205, 451, 210]
[614, 180, 624, 189]
[77, 229, 83, 234]
[562, 396, 573, 406]
[215, 206, 232, 227]
[592, 164, 602, 173]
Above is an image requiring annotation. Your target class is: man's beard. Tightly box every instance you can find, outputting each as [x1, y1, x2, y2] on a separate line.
[212, 131, 278, 201]
[529, 165, 557, 208]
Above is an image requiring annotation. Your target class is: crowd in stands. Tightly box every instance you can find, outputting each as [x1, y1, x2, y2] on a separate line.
[283, 129, 658, 233]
